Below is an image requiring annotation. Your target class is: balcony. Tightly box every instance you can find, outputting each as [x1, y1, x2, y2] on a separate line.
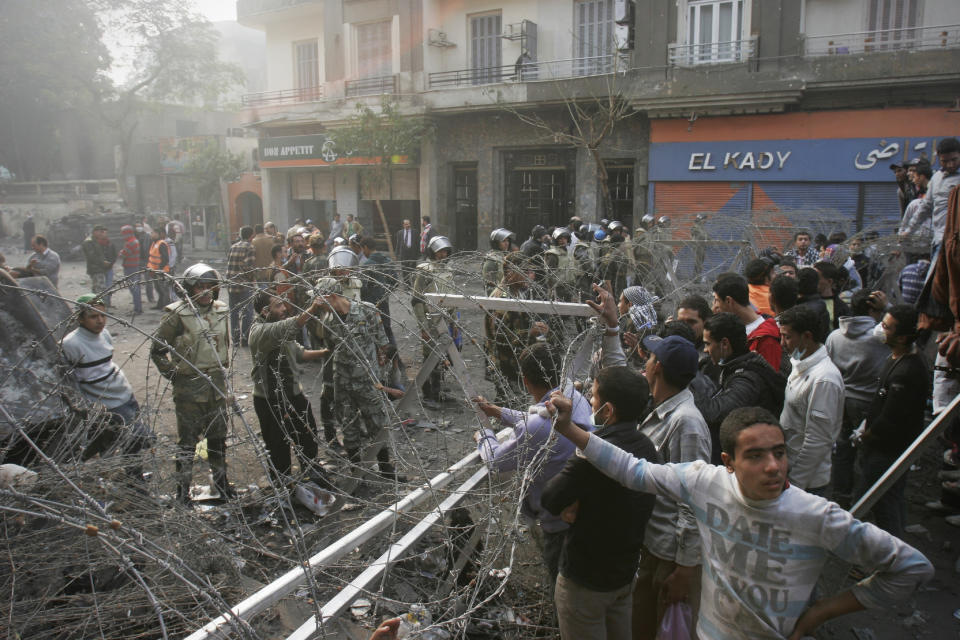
[668, 36, 757, 67]
[345, 75, 398, 98]
[428, 55, 617, 89]
[804, 23, 960, 57]
[241, 85, 324, 107]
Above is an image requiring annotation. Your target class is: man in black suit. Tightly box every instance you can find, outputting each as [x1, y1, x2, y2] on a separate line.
[394, 218, 419, 284]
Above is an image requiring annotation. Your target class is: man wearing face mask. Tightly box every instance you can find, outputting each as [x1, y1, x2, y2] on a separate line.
[778, 305, 845, 495]
[589, 283, 711, 639]
[854, 304, 928, 537]
[694, 312, 786, 464]
[541, 365, 658, 640]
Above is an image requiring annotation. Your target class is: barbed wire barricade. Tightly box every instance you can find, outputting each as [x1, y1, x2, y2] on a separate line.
[0, 212, 916, 638]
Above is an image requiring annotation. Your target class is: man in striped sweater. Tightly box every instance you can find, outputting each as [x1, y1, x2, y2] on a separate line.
[60, 294, 154, 460]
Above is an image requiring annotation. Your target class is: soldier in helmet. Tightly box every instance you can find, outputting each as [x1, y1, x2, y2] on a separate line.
[485, 252, 549, 401]
[599, 220, 633, 298]
[543, 228, 580, 302]
[483, 228, 514, 295]
[150, 263, 233, 504]
[311, 245, 364, 450]
[412, 236, 458, 405]
[314, 288, 399, 480]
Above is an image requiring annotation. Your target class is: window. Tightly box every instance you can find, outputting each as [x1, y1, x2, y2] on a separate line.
[294, 40, 319, 91]
[868, 0, 921, 50]
[574, 0, 615, 75]
[355, 20, 392, 78]
[686, 0, 744, 63]
[470, 13, 502, 85]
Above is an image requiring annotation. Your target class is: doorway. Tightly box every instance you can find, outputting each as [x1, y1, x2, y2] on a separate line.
[454, 167, 478, 251]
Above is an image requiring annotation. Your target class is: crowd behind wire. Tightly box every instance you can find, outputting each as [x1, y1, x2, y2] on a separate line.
[6, 137, 960, 640]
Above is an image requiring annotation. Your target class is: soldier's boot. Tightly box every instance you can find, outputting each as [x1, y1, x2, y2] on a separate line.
[174, 450, 194, 505]
[377, 447, 406, 483]
[207, 438, 237, 500]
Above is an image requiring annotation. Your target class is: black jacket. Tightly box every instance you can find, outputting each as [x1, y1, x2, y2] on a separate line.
[542, 421, 658, 592]
[864, 353, 929, 457]
[693, 351, 787, 463]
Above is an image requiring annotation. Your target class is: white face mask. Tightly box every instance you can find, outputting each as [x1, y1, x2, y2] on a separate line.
[872, 322, 886, 342]
[590, 403, 610, 428]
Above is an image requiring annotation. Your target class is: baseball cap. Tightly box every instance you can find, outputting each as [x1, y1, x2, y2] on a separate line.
[641, 334, 699, 379]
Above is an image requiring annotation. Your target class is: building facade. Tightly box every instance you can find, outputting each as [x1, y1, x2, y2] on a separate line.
[238, 0, 960, 250]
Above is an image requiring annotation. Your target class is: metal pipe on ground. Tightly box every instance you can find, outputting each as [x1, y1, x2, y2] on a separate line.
[285, 465, 492, 640]
[186, 428, 512, 640]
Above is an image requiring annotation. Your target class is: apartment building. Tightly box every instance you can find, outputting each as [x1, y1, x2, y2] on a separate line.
[238, 0, 960, 250]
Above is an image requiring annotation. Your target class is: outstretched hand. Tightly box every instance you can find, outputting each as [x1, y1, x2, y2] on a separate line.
[585, 283, 619, 328]
[369, 618, 400, 640]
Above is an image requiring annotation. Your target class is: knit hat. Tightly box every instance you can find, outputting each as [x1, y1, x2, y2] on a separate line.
[121, 224, 134, 236]
[622, 286, 658, 332]
[75, 293, 103, 311]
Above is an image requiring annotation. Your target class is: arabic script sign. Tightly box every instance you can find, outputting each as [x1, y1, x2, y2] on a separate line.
[649, 136, 955, 182]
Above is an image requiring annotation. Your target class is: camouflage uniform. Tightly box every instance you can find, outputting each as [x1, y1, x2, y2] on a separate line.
[484, 283, 537, 401]
[150, 298, 231, 498]
[311, 275, 363, 447]
[481, 250, 505, 295]
[318, 298, 390, 456]
[412, 259, 456, 401]
[542, 246, 580, 302]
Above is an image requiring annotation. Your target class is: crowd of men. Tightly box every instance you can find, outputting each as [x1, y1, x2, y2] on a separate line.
[35, 136, 960, 640]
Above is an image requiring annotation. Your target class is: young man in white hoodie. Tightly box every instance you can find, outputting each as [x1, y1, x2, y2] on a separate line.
[824, 289, 890, 506]
[777, 304, 845, 495]
[546, 401, 933, 640]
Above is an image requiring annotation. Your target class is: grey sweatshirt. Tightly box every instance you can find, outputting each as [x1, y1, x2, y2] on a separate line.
[825, 316, 890, 403]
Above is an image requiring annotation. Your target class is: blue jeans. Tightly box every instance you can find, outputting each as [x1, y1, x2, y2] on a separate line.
[228, 289, 254, 346]
[123, 266, 142, 313]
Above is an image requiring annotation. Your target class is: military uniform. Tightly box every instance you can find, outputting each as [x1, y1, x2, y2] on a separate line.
[319, 299, 390, 458]
[481, 250, 505, 295]
[311, 275, 363, 448]
[150, 298, 231, 499]
[543, 246, 580, 302]
[599, 239, 633, 299]
[484, 284, 538, 401]
[412, 259, 456, 401]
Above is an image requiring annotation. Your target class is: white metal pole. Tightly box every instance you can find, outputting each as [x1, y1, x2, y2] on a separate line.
[851, 392, 960, 518]
[185, 431, 508, 640]
[285, 466, 491, 640]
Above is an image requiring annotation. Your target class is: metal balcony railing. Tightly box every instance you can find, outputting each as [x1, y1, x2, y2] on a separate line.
[241, 85, 324, 107]
[428, 54, 616, 89]
[345, 74, 398, 98]
[668, 36, 757, 66]
[804, 23, 960, 57]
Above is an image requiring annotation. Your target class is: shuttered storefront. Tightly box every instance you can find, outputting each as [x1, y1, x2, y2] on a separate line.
[861, 182, 902, 234]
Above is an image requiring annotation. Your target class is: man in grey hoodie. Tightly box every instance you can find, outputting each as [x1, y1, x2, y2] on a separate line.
[825, 288, 890, 507]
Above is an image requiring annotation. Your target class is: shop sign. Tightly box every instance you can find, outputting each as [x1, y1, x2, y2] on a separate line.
[258, 134, 411, 168]
[650, 136, 953, 182]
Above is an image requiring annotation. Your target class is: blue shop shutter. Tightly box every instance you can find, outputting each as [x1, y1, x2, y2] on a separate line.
[861, 183, 902, 235]
[753, 182, 859, 238]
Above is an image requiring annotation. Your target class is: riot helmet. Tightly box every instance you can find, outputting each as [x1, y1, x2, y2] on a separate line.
[427, 235, 454, 259]
[180, 263, 221, 300]
[489, 227, 514, 249]
[328, 245, 360, 269]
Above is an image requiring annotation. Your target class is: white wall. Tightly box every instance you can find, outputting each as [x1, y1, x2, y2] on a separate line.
[423, 0, 577, 74]
[804, 0, 960, 37]
[803, 0, 863, 36]
[264, 15, 325, 92]
[923, 0, 960, 27]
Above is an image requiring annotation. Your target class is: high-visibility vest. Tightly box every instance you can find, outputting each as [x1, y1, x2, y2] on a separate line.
[148, 239, 170, 273]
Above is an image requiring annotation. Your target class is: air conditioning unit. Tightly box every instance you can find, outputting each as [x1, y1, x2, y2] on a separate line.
[428, 28, 456, 48]
[614, 0, 634, 25]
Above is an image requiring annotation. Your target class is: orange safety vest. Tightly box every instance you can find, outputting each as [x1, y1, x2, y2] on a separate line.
[148, 239, 170, 273]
